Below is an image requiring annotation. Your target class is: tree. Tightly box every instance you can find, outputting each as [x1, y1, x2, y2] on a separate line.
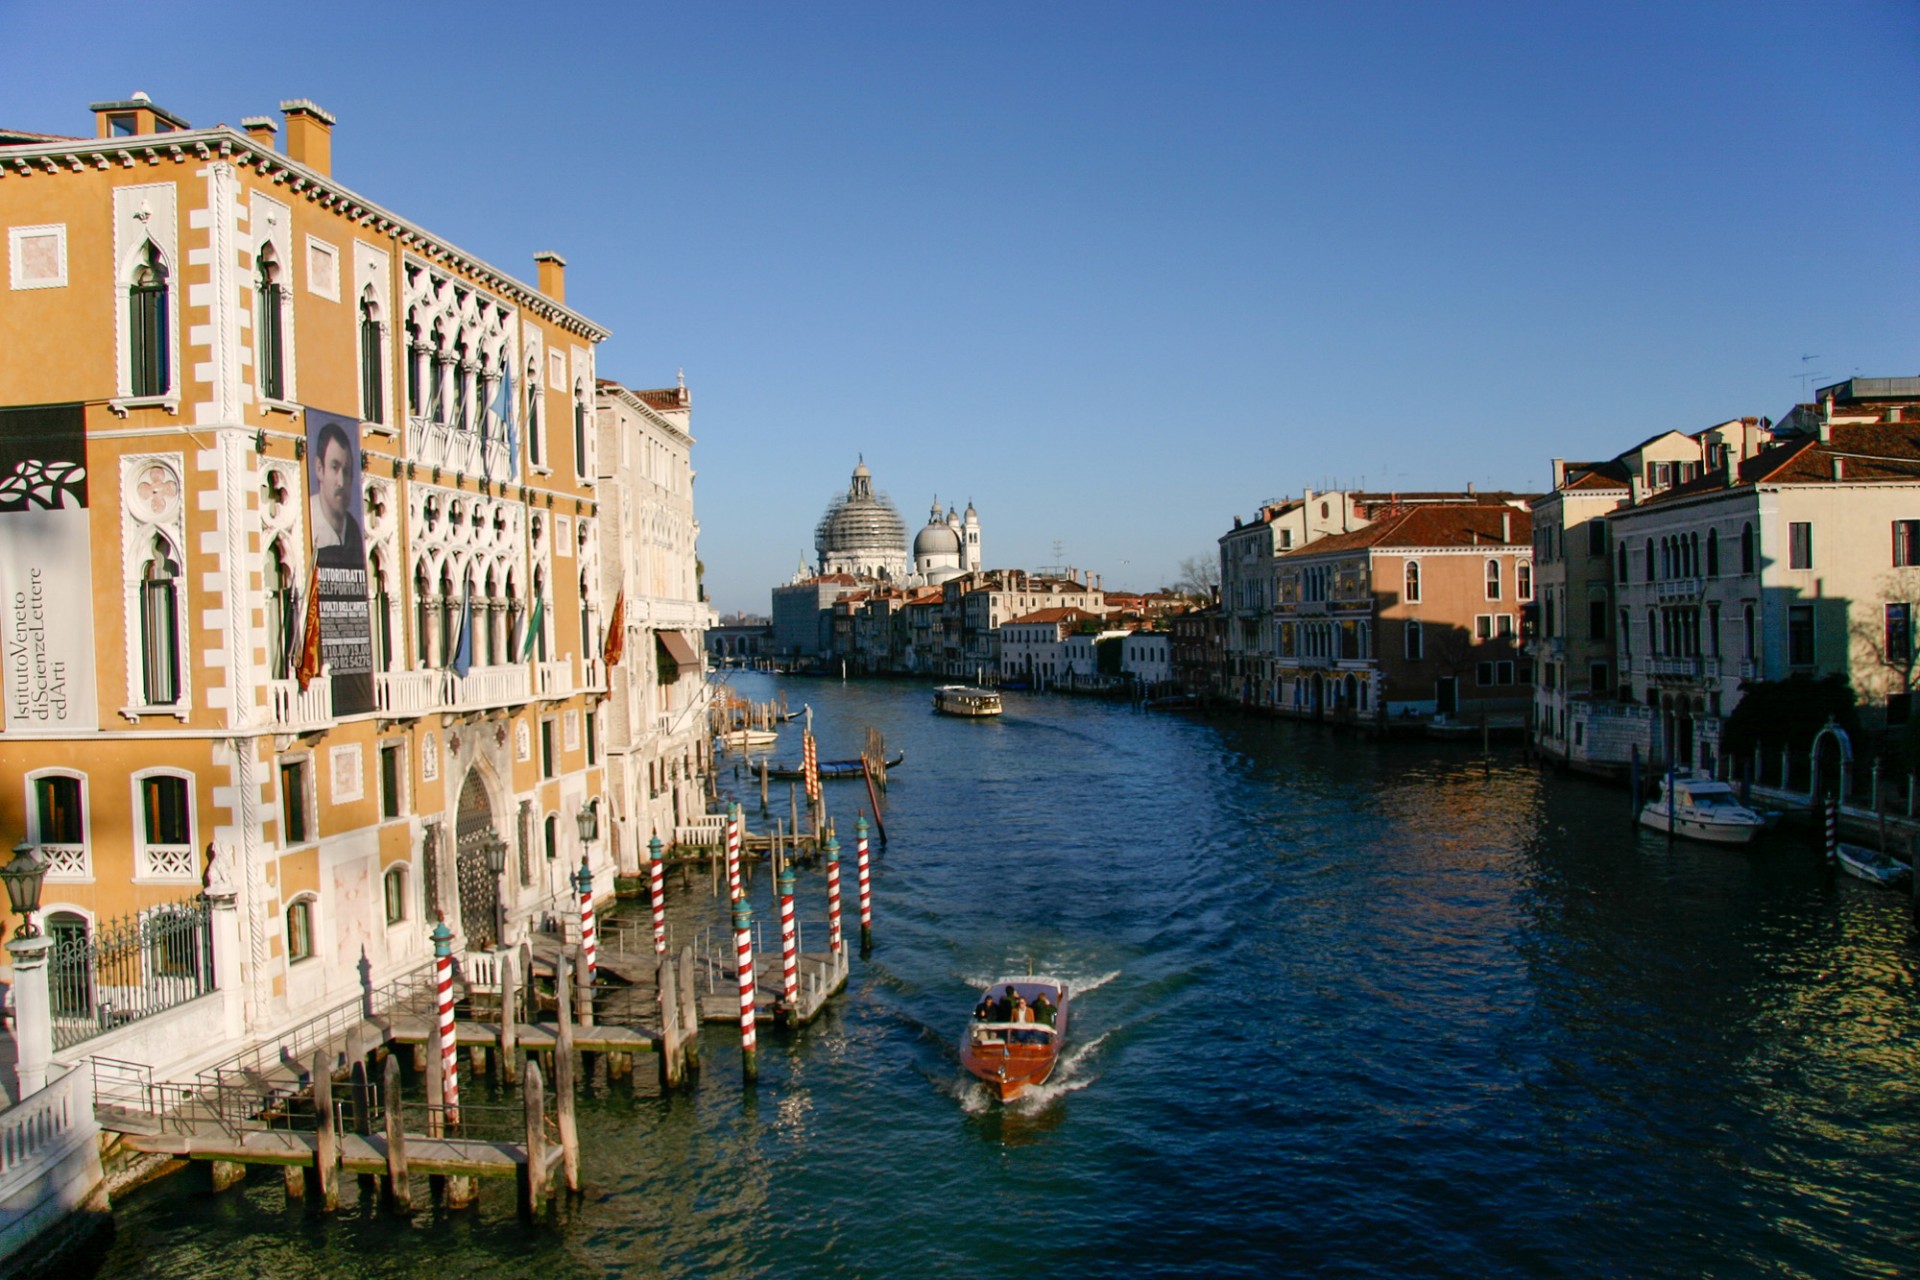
[1170, 554, 1220, 604]
[1721, 673, 1859, 767]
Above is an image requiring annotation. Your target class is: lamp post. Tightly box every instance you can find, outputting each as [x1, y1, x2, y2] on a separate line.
[3, 838, 53, 1094]
[481, 831, 508, 948]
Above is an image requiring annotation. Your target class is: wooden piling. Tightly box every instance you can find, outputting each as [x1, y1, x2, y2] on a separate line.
[520, 939, 538, 1030]
[499, 946, 520, 1084]
[760, 756, 769, 812]
[350, 1059, 376, 1194]
[658, 951, 681, 1090]
[678, 945, 700, 1076]
[425, 1012, 446, 1204]
[308, 1050, 337, 1212]
[556, 960, 580, 1194]
[574, 944, 595, 1029]
[207, 1159, 245, 1192]
[382, 1054, 412, 1213]
[519, 1060, 549, 1218]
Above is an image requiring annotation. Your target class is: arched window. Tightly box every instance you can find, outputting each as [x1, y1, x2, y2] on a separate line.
[359, 293, 385, 424]
[256, 248, 285, 401]
[1706, 528, 1720, 577]
[526, 357, 543, 467]
[383, 865, 408, 926]
[128, 243, 170, 396]
[1404, 560, 1421, 604]
[428, 325, 447, 423]
[1517, 561, 1532, 601]
[267, 540, 297, 677]
[1741, 522, 1754, 574]
[573, 382, 589, 477]
[413, 559, 432, 669]
[482, 567, 499, 667]
[1647, 610, 1658, 655]
[1405, 619, 1423, 660]
[1743, 604, 1756, 660]
[1645, 541, 1656, 581]
[1619, 609, 1630, 655]
[140, 534, 182, 705]
[455, 340, 473, 432]
[286, 896, 315, 962]
[370, 550, 394, 671]
[437, 565, 456, 666]
[505, 571, 523, 665]
[544, 813, 559, 862]
[28, 770, 88, 879]
[1485, 558, 1502, 600]
[405, 314, 424, 416]
[1689, 531, 1700, 578]
[134, 769, 194, 879]
[533, 566, 550, 662]
[1617, 542, 1628, 582]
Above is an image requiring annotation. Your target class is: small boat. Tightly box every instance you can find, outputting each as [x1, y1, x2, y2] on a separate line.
[715, 727, 779, 752]
[1638, 776, 1767, 846]
[961, 977, 1068, 1102]
[934, 685, 1003, 717]
[1836, 842, 1912, 888]
[765, 750, 906, 781]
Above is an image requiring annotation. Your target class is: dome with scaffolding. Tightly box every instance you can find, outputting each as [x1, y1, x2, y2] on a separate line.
[815, 460, 909, 581]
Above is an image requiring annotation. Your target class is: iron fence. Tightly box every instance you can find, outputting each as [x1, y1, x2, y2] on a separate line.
[51, 893, 213, 1051]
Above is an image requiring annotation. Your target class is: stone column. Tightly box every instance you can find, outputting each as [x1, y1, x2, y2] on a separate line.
[6, 935, 55, 1097]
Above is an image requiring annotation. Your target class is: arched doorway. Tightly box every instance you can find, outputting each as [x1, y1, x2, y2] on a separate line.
[455, 769, 501, 949]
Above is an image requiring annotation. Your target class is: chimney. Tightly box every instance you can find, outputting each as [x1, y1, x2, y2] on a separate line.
[1467, 481, 1476, 496]
[535, 251, 567, 303]
[1832, 456, 1845, 481]
[1501, 510, 1511, 543]
[241, 115, 277, 149]
[1551, 458, 1567, 489]
[1723, 445, 1738, 487]
[279, 99, 335, 176]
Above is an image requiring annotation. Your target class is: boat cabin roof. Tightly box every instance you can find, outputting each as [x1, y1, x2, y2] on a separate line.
[1671, 779, 1735, 796]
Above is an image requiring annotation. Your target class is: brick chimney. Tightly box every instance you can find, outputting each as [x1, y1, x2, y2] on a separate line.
[279, 99, 335, 176]
[535, 252, 567, 303]
[241, 115, 277, 149]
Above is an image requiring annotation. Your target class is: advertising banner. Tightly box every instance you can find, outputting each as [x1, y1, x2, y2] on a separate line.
[305, 407, 374, 715]
[0, 404, 98, 730]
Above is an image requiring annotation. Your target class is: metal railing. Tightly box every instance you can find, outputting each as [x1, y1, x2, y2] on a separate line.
[51, 893, 213, 1051]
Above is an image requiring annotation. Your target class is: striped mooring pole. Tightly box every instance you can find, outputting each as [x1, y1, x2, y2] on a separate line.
[733, 894, 758, 1081]
[726, 801, 743, 901]
[778, 863, 799, 1013]
[576, 854, 597, 981]
[648, 834, 667, 955]
[824, 832, 842, 954]
[431, 916, 459, 1124]
[856, 814, 873, 956]
[1824, 793, 1839, 875]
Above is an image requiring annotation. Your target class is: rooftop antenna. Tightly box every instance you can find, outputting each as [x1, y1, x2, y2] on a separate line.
[1795, 355, 1826, 400]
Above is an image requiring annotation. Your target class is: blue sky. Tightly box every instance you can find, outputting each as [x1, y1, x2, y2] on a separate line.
[9, 2, 1918, 614]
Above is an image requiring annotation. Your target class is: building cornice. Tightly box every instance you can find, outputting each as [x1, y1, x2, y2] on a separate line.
[0, 128, 612, 343]
[600, 383, 695, 447]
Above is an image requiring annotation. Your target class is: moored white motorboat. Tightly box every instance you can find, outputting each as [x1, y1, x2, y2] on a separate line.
[1638, 777, 1767, 846]
[1836, 842, 1912, 888]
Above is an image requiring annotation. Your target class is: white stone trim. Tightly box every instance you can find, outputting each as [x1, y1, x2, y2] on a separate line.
[112, 182, 180, 399]
[8, 222, 67, 289]
[129, 766, 198, 883]
[119, 452, 191, 713]
[249, 191, 296, 407]
[304, 234, 340, 302]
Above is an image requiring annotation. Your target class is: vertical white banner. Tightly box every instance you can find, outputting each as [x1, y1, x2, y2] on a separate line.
[0, 405, 97, 731]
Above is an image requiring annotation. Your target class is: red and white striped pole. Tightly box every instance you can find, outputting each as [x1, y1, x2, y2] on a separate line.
[648, 834, 667, 955]
[576, 854, 597, 982]
[726, 801, 742, 901]
[856, 814, 873, 956]
[778, 863, 799, 1016]
[431, 917, 459, 1124]
[824, 832, 842, 954]
[732, 894, 758, 1082]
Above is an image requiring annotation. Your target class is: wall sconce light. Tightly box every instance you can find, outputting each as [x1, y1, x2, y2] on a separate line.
[254, 428, 268, 454]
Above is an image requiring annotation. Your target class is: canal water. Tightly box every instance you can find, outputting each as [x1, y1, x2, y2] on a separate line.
[81, 673, 1920, 1278]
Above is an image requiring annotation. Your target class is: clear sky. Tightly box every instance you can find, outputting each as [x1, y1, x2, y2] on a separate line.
[9, 2, 1918, 615]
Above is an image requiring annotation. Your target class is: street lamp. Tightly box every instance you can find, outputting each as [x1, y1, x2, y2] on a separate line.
[1, 838, 49, 940]
[480, 832, 508, 947]
[574, 799, 599, 846]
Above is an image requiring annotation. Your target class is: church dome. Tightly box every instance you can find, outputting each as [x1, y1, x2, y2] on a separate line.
[914, 521, 961, 557]
[814, 460, 908, 580]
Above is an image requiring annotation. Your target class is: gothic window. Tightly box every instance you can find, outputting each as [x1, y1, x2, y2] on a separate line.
[371, 551, 394, 671]
[257, 248, 286, 401]
[360, 293, 385, 424]
[140, 534, 182, 705]
[1706, 528, 1720, 577]
[573, 382, 588, 477]
[1485, 558, 1502, 601]
[406, 315, 424, 415]
[128, 243, 170, 396]
[1404, 560, 1421, 604]
[414, 559, 432, 669]
[267, 539, 297, 678]
[428, 326, 447, 423]
[1740, 523, 1754, 574]
[1405, 619, 1423, 661]
[526, 356, 543, 467]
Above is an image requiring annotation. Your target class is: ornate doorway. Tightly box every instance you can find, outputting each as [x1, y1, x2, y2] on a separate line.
[455, 769, 499, 949]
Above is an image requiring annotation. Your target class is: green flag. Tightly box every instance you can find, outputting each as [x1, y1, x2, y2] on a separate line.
[521, 594, 545, 662]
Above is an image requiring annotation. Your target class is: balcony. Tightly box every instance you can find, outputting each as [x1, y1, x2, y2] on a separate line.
[262, 677, 333, 731]
[1655, 577, 1704, 603]
[408, 416, 514, 484]
[537, 659, 574, 699]
[376, 669, 444, 717]
[446, 663, 531, 711]
[1650, 656, 1702, 679]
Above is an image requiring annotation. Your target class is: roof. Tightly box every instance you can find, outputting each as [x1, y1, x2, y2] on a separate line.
[0, 127, 83, 146]
[1286, 504, 1533, 556]
[1639, 422, 1920, 506]
[1003, 607, 1091, 627]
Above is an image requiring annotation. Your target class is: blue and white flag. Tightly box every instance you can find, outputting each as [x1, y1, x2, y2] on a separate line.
[449, 582, 473, 677]
[490, 368, 517, 479]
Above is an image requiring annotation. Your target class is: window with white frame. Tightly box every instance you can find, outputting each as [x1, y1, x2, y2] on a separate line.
[1404, 560, 1421, 603]
[256, 245, 288, 402]
[134, 770, 195, 880]
[1485, 558, 1502, 600]
[127, 242, 171, 397]
[383, 864, 409, 925]
[138, 533, 183, 705]
[28, 771, 89, 879]
[286, 895, 316, 963]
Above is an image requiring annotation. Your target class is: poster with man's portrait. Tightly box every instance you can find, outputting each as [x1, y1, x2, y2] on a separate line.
[305, 407, 373, 715]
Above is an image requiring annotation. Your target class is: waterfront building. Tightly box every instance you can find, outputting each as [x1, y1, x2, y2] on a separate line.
[1607, 379, 1920, 773]
[1121, 631, 1173, 693]
[942, 569, 1106, 678]
[1528, 420, 1770, 770]
[996, 606, 1102, 687]
[1269, 501, 1535, 720]
[595, 377, 714, 859]
[0, 92, 625, 1088]
[772, 569, 864, 657]
[1218, 492, 1370, 709]
[706, 616, 774, 665]
[1171, 606, 1226, 700]
[911, 496, 982, 583]
[814, 460, 909, 581]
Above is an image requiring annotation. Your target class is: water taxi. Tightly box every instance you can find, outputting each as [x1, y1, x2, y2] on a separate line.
[1638, 776, 1767, 846]
[961, 977, 1068, 1102]
[934, 685, 1003, 717]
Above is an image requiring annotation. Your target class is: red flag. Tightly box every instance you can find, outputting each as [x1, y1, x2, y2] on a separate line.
[294, 563, 323, 691]
[603, 591, 625, 667]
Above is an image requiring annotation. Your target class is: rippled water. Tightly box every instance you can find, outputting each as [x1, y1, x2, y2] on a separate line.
[81, 675, 1920, 1278]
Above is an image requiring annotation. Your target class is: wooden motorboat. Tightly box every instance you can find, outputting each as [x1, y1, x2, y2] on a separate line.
[961, 976, 1068, 1102]
[1837, 842, 1912, 888]
[715, 727, 779, 752]
[934, 685, 1003, 717]
[1638, 776, 1767, 846]
[764, 749, 905, 781]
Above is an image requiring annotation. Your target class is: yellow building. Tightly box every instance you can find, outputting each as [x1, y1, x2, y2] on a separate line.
[0, 93, 624, 1065]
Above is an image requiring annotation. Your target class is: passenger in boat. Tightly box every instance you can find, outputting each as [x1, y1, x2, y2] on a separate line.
[1011, 994, 1032, 1023]
[975, 995, 995, 1021]
[994, 989, 1016, 1021]
[1032, 993, 1056, 1026]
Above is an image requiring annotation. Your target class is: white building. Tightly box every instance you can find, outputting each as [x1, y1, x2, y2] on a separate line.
[1121, 631, 1172, 691]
